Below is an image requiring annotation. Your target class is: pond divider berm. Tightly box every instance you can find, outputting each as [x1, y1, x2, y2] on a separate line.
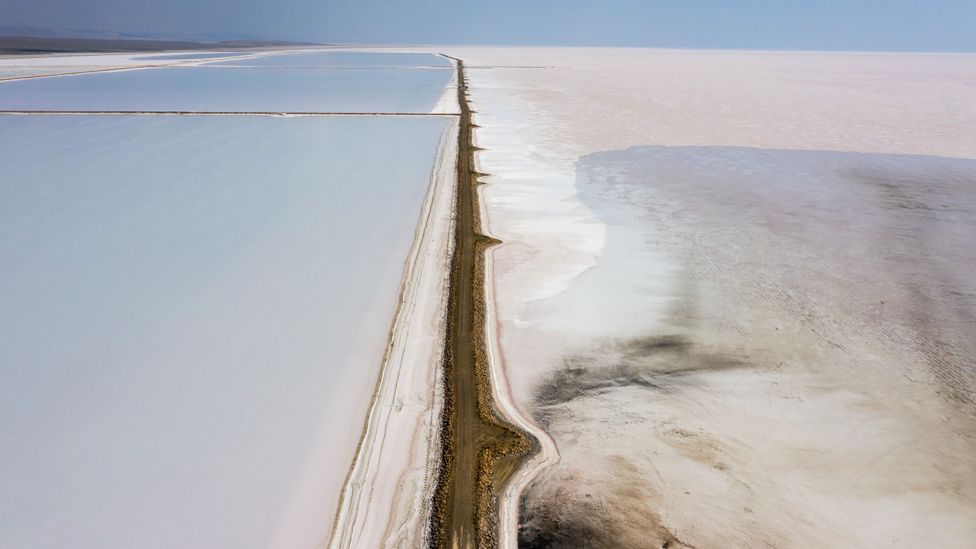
[427, 57, 537, 548]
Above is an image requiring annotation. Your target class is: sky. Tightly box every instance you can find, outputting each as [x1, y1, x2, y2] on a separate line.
[2, 0, 975, 52]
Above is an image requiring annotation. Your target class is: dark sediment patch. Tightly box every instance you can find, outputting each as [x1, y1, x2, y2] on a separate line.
[533, 335, 747, 428]
[521, 333, 749, 548]
[519, 456, 694, 549]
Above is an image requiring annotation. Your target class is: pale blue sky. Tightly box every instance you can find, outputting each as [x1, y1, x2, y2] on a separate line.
[2, 0, 975, 52]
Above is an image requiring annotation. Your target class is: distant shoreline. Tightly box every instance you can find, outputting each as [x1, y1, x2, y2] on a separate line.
[0, 35, 317, 56]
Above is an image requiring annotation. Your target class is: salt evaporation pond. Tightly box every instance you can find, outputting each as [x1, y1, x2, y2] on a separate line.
[211, 50, 452, 68]
[131, 52, 246, 61]
[0, 65, 452, 112]
[0, 114, 452, 548]
[0, 66, 123, 80]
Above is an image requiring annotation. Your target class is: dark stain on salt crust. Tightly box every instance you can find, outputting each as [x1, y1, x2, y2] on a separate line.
[533, 334, 746, 428]
[521, 333, 744, 547]
[519, 453, 696, 549]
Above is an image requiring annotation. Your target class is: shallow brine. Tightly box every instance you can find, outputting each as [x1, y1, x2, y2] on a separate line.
[0, 114, 452, 548]
[0, 65, 453, 112]
[210, 50, 451, 68]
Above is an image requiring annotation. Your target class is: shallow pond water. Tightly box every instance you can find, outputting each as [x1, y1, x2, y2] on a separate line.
[0, 114, 451, 548]
[210, 50, 451, 68]
[0, 65, 452, 112]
